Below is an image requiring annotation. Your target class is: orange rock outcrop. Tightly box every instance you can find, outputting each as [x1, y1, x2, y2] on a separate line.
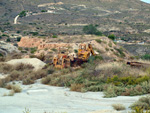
[18, 37, 44, 48]
[18, 37, 71, 50]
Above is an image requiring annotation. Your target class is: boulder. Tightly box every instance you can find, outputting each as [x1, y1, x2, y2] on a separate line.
[6, 58, 46, 70]
[0, 41, 19, 56]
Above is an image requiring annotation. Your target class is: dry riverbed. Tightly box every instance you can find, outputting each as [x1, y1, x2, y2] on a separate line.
[0, 78, 146, 113]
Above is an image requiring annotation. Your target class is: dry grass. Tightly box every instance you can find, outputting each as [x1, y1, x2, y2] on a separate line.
[8, 90, 15, 96]
[0, 63, 53, 86]
[96, 62, 146, 78]
[112, 104, 126, 111]
[5, 84, 22, 93]
[70, 84, 84, 92]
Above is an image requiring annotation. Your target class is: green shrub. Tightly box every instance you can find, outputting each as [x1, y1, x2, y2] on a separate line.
[108, 34, 116, 40]
[6, 38, 11, 42]
[17, 37, 21, 42]
[108, 42, 112, 47]
[115, 48, 125, 58]
[104, 84, 117, 98]
[130, 96, 150, 110]
[95, 39, 102, 43]
[41, 10, 47, 12]
[52, 35, 58, 38]
[74, 49, 78, 53]
[2, 34, 9, 37]
[30, 48, 37, 54]
[107, 75, 150, 86]
[95, 55, 103, 61]
[86, 85, 104, 92]
[130, 106, 150, 113]
[0, 53, 3, 57]
[19, 11, 26, 17]
[83, 24, 102, 36]
[30, 32, 38, 36]
[141, 54, 150, 60]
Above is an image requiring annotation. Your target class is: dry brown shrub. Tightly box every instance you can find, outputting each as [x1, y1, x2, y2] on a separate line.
[121, 88, 132, 96]
[9, 70, 21, 80]
[5, 84, 22, 93]
[70, 84, 84, 92]
[15, 63, 34, 71]
[135, 85, 142, 92]
[5, 84, 12, 90]
[23, 78, 34, 85]
[112, 104, 126, 111]
[34, 70, 47, 79]
[41, 75, 51, 84]
[11, 84, 22, 93]
[0, 57, 5, 62]
[0, 79, 5, 87]
[8, 90, 15, 96]
[1, 63, 13, 73]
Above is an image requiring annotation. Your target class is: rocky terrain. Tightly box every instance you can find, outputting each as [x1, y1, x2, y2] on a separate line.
[0, 0, 150, 41]
[121, 43, 150, 56]
[0, 41, 19, 56]
[0, 81, 143, 113]
[1, 1, 150, 113]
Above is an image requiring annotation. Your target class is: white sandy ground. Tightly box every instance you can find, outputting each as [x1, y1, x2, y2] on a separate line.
[0, 78, 147, 113]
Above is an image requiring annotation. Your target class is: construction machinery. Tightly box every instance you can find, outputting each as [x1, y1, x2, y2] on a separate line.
[78, 43, 95, 61]
[52, 43, 95, 69]
[53, 53, 71, 69]
[127, 61, 150, 68]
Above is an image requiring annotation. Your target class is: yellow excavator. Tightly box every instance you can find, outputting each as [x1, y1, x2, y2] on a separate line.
[53, 53, 71, 69]
[53, 43, 95, 69]
[78, 43, 95, 61]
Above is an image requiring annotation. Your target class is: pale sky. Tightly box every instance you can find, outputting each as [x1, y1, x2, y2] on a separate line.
[141, 0, 150, 3]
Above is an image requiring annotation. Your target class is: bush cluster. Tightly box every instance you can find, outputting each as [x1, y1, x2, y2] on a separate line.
[83, 24, 102, 36]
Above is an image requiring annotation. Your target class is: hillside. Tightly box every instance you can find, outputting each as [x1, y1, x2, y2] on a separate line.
[0, 0, 150, 41]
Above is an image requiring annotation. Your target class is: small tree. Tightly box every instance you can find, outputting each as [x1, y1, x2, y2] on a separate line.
[108, 34, 116, 40]
[83, 24, 97, 34]
[6, 38, 11, 42]
[41, 10, 47, 12]
[83, 24, 102, 36]
[17, 37, 21, 42]
[19, 11, 26, 17]
[52, 35, 58, 38]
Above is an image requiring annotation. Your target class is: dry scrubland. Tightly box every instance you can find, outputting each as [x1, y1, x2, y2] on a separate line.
[0, 35, 150, 112]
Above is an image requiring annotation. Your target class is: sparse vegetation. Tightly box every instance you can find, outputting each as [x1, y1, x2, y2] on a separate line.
[112, 104, 126, 111]
[0, 63, 54, 87]
[108, 34, 116, 40]
[52, 35, 58, 38]
[130, 107, 150, 113]
[130, 96, 150, 110]
[17, 37, 21, 42]
[19, 11, 27, 17]
[83, 24, 102, 36]
[30, 48, 37, 54]
[95, 39, 102, 43]
[41, 10, 47, 12]
[23, 108, 31, 113]
[141, 54, 150, 60]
